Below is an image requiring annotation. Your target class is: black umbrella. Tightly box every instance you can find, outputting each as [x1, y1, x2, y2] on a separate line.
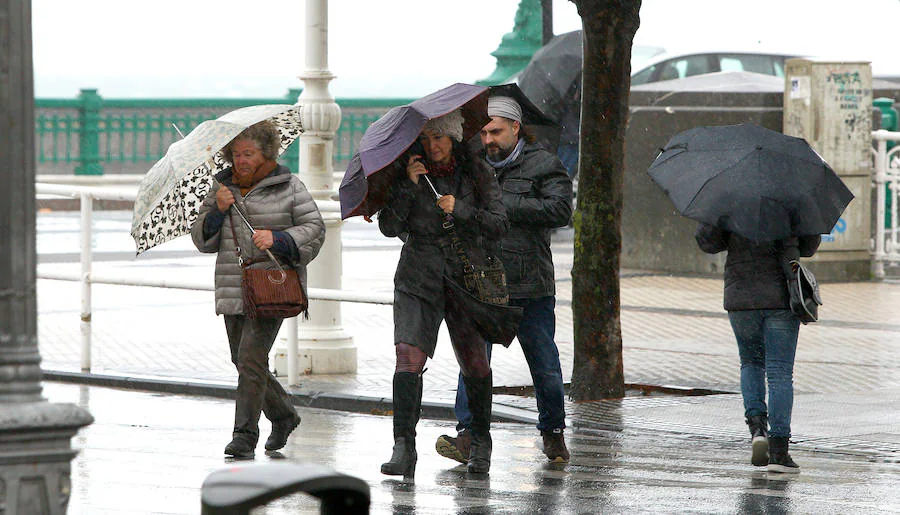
[444, 275, 523, 348]
[517, 30, 583, 122]
[648, 123, 855, 242]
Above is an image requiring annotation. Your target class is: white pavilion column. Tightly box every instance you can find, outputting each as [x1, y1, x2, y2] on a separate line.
[273, 0, 356, 376]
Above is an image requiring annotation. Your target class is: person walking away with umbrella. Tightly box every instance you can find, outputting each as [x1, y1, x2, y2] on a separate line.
[377, 110, 509, 477]
[434, 94, 574, 465]
[191, 121, 325, 459]
[695, 224, 820, 473]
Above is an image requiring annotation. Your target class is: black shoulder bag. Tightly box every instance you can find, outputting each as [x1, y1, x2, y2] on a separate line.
[423, 176, 509, 305]
[778, 240, 822, 324]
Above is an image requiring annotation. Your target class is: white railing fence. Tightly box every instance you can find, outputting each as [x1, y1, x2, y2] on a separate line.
[871, 130, 900, 278]
[36, 135, 900, 378]
[34, 183, 391, 386]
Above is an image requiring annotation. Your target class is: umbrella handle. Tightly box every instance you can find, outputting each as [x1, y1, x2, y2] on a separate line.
[229, 205, 287, 274]
[422, 175, 441, 200]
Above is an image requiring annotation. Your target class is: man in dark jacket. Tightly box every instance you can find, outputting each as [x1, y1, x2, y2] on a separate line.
[435, 94, 574, 464]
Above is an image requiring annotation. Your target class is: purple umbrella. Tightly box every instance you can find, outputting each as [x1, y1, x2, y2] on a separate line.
[339, 83, 490, 219]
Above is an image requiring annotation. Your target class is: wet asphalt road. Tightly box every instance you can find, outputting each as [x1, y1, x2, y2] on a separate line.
[49, 382, 900, 514]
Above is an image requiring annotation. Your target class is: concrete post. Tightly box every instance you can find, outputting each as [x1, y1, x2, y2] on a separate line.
[273, 0, 356, 376]
[74, 89, 103, 176]
[783, 59, 874, 280]
[0, 1, 94, 512]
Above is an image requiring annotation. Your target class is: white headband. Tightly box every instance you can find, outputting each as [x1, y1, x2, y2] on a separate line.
[488, 95, 522, 123]
[423, 109, 464, 142]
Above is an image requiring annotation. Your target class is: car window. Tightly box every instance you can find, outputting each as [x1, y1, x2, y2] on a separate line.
[631, 65, 655, 85]
[719, 54, 776, 75]
[657, 56, 713, 81]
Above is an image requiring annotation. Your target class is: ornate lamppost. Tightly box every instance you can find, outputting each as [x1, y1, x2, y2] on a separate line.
[0, 1, 94, 512]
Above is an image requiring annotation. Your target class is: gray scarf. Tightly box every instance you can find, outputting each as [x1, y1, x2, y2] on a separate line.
[486, 138, 525, 169]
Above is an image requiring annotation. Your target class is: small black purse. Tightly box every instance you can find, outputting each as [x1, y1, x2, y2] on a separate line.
[442, 216, 509, 305]
[778, 240, 821, 325]
[786, 259, 822, 324]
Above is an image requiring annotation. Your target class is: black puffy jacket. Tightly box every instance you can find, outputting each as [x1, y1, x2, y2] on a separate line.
[695, 223, 821, 311]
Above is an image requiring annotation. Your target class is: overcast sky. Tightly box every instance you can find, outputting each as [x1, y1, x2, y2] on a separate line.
[32, 0, 900, 99]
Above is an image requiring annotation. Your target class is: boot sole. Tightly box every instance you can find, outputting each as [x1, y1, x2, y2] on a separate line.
[767, 463, 800, 474]
[435, 436, 468, 464]
[751, 436, 768, 467]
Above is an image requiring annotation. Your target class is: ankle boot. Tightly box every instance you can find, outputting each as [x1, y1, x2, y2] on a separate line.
[768, 436, 800, 474]
[381, 372, 422, 478]
[746, 414, 768, 467]
[463, 372, 493, 474]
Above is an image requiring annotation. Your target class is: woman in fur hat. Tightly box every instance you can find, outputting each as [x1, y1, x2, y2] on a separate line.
[377, 109, 508, 477]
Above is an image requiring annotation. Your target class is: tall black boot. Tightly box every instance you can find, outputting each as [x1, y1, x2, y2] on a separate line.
[381, 372, 422, 478]
[463, 372, 493, 474]
[746, 414, 768, 467]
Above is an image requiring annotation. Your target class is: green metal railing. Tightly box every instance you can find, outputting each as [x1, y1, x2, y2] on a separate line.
[35, 89, 414, 175]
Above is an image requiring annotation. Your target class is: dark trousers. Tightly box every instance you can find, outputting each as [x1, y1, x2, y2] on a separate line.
[455, 296, 566, 432]
[224, 315, 297, 444]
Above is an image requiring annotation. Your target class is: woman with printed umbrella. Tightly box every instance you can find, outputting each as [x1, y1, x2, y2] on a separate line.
[191, 120, 325, 459]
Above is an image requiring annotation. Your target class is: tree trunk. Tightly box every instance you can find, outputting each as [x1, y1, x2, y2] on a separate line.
[569, 0, 641, 400]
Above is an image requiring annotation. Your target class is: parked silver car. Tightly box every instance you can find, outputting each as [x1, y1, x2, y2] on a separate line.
[631, 51, 797, 85]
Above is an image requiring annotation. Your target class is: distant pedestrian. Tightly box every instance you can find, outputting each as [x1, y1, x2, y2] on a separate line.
[435, 94, 574, 465]
[695, 223, 820, 473]
[191, 120, 325, 459]
[377, 110, 509, 477]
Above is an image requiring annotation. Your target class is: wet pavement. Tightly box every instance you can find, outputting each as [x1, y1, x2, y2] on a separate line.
[35, 210, 900, 513]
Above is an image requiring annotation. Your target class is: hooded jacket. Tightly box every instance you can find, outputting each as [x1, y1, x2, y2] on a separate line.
[490, 143, 573, 299]
[191, 165, 326, 315]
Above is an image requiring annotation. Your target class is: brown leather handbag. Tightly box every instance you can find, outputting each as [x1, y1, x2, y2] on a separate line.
[229, 213, 308, 319]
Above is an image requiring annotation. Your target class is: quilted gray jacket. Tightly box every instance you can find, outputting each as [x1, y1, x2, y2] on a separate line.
[191, 165, 326, 315]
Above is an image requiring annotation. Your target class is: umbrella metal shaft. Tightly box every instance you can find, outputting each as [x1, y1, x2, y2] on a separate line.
[422, 175, 441, 200]
[231, 205, 284, 272]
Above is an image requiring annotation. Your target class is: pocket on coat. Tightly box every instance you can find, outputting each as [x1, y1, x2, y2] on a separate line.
[502, 179, 534, 197]
[501, 247, 537, 288]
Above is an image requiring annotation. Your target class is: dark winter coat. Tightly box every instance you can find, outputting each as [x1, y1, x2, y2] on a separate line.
[191, 165, 326, 315]
[695, 223, 821, 311]
[378, 154, 509, 302]
[491, 143, 573, 299]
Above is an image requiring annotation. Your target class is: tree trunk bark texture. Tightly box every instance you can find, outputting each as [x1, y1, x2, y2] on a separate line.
[570, 0, 641, 400]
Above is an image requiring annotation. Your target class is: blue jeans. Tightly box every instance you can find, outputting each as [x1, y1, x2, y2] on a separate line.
[454, 296, 566, 433]
[728, 309, 800, 439]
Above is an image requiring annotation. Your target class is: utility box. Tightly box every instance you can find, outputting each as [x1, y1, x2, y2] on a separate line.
[783, 59, 873, 280]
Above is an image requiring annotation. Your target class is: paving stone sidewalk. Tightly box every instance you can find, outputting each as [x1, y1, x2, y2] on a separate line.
[35, 215, 900, 462]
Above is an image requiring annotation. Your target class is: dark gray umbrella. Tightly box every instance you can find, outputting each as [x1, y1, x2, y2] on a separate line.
[338, 83, 490, 219]
[517, 30, 583, 122]
[648, 123, 854, 242]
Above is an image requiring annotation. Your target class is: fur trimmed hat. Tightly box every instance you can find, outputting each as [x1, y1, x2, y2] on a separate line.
[422, 109, 464, 142]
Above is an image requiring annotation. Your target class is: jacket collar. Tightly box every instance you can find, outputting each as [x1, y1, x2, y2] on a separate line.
[489, 141, 542, 172]
[215, 164, 291, 187]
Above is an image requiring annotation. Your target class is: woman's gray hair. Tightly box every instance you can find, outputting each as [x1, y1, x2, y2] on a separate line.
[422, 109, 464, 142]
[223, 120, 281, 162]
